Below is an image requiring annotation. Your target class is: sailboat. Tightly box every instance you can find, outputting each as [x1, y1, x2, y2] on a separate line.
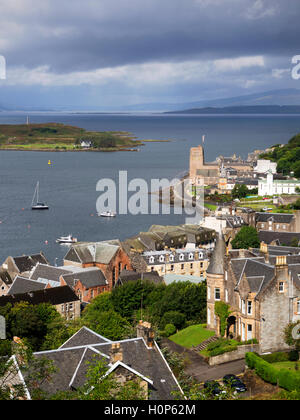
[31, 182, 49, 210]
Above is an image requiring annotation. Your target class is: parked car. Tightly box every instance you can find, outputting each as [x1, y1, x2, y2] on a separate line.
[204, 380, 223, 396]
[223, 374, 247, 393]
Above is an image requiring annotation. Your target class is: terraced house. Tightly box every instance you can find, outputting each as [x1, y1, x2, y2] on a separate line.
[142, 248, 209, 280]
[206, 237, 300, 353]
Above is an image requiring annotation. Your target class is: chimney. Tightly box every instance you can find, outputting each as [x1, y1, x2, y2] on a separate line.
[260, 242, 269, 264]
[137, 320, 155, 348]
[12, 337, 28, 365]
[110, 343, 123, 363]
[194, 251, 199, 261]
[276, 255, 287, 267]
[239, 249, 246, 258]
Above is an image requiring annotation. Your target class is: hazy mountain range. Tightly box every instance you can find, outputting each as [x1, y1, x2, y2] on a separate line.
[2, 88, 300, 113]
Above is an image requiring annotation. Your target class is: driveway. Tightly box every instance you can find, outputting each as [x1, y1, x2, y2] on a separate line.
[161, 338, 246, 383]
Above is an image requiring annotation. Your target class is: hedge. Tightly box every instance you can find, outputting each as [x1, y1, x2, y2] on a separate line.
[261, 352, 289, 364]
[246, 352, 300, 391]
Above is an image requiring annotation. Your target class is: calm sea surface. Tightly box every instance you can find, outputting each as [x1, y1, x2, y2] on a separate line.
[0, 112, 299, 265]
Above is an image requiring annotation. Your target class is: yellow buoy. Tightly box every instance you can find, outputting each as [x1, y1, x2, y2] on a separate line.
[48, 160, 52, 166]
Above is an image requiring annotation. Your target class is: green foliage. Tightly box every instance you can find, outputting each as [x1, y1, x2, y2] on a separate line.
[160, 311, 186, 330]
[289, 350, 299, 362]
[261, 351, 289, 364]
[284, 322, 300, 350]
[51, 357, 146, 400]
[231, 226, 260, 250]
[214, 301, 231, 337]
[164, 324, 177, 337]
[246, 352, 300, 391]
[232, 184, 249, 199]
[0, 302, 64, 353]
[82, 309, 130, 341]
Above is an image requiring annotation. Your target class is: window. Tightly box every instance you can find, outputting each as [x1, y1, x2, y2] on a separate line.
[149, 256, 154, 264]
[181, 264, 184, 270]
[242, 300, 246, 314]
[215, 288, 221, 301]
[297, 300, 300, 315]
[69, 303, 73, 311]
[170, 265, 174, 272]
[189, 253, 194, 260]
[61, 304, 65, 312]
[279, 282, 284, 293]
[169, 255, 174, 262]
[179, 254, 184, 261]
[207, 286, 211, 300]
[151, 266, 155, 272]
[225, 289, 228, 302]
[159, 255, 165, 263]
[190, 263, 193, 269]
[247, 301, 252, 315]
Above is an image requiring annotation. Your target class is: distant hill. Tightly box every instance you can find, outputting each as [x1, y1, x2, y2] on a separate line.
[165, 105, 300, 114]
[119, 88, 300, 112]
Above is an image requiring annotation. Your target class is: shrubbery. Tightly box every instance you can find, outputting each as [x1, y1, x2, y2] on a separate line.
[246, 352, 300, 391]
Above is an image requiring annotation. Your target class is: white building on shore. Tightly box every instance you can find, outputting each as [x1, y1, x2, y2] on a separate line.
[258, 171, 300, 196]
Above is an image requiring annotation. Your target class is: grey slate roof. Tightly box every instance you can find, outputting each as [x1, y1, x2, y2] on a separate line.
[0, 271, 13, 286]
[12, 253, 49, 273]
[258, 230, 300, 247]
[30, 264, 72, 282]
[61, 268, 108, 289]
[256, 212, 294, 224]
[8, 276, 47, 295]
[117, 270, 163, 286]
[64, 241, 120, 265]
[29, 326, 182, 400]
[0, 286, 79, 306]
[207, 235, 225, 275]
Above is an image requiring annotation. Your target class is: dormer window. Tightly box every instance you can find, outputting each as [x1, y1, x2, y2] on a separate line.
[179, 254, 184, 261]
[169, 255, 174, 262]
[159, 255, 165, 263]
[189, 253, 194, 260]
[149, 257, 154, 264]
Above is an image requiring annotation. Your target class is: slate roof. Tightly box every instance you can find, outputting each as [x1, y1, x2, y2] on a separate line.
[64, 241, 120, 265]
[8, 276, 47, 295]
[117, 270, 163, 286]
[27, 327, 182, 400]
[256, 213, 294, 224]
[0, 286, 79, 306]
[207, 235, 225, 275]
[258, 230, 300, 247]
[30, 264, 72, 282]
[142, 248, 207, 266]
[61, 268, 108, 289]
[12, 253, 49, 273]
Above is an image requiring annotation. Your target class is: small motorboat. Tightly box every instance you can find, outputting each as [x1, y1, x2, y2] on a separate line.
[56, 234, 78, 244]
[99, 211, 117, 218]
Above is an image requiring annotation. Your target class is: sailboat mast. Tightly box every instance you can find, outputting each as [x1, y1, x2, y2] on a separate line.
[37, 181, 39, 203]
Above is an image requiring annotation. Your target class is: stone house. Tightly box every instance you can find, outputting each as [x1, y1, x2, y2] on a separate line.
[63, 240, 132, 290]
[142, 248, 209, 279]
[256, 211, 300, 233]
[1, 253, 49, 279]
[206, 236, 300, 353]
[0, 286, 81, 321]
[9, 323, 183, 400]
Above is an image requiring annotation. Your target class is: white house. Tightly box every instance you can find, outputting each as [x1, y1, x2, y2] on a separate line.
[258, 171, 300, 196]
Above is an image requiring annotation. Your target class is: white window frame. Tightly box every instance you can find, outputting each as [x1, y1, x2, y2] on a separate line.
[215, 288, 221, 301]
[247, 300, 252, 315]
[279, 282, 284, 293]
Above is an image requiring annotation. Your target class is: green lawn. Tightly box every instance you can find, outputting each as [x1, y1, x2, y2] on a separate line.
[169, 324, 215, 348]
[272, 361, 300, 373]
[205, 203, 217, 211]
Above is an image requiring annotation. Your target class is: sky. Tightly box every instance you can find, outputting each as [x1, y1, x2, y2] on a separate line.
[0, 0, 299, 109]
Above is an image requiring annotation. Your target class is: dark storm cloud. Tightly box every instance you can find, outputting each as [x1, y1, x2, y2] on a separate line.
[0, 0, 299, 73]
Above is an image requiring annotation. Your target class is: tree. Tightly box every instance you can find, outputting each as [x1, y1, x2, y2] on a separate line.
[284, 322, 300, 352]
[82, 309, 130, 341]
[161, 311, 186, 330]
[51, 358, 146, 400]
[231, 226, 260, 250]
[214, 301, 231, 337]
[231, 184, 249, 199]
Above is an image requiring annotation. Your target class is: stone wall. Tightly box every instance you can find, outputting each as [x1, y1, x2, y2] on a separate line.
[208, 344, 260, 366]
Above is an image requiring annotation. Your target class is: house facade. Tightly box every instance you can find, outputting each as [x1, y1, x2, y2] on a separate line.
[206, 237, 300, 353]
[256, 211, 300, 233]
[258, 171, 300, 196]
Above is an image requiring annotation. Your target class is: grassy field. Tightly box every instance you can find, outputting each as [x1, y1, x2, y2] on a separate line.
[169, 324, 215, 348]
[205, 203, 218, 211]
[0, 123, 141, 151]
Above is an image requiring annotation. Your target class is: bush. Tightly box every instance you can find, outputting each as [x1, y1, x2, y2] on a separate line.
[261, 352, 289, 364]
[164, 324, 176, 337]
[160, 311, 186, 330]
[246, 352, 300, 391]
[289, 350, 299, 362]
[209, 345, 238, 357]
